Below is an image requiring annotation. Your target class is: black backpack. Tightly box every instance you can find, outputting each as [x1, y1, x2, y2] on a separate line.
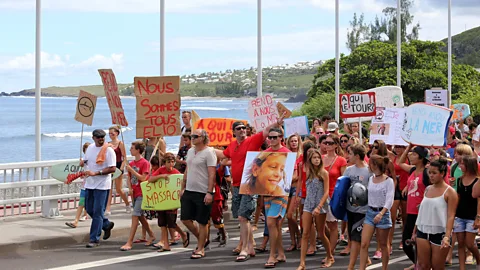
[409, 167, 431, 187]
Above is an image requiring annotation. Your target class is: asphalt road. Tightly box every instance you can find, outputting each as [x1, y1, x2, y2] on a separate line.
[1, 219, 476, 270]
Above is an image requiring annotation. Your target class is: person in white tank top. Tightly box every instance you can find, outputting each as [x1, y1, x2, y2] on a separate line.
[413, 158, 458, 270]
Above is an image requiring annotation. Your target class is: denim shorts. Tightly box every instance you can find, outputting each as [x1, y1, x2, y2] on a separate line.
[132, 196, 144, 217]
[364, 207, 392, 229]
[454, 217, 477, 233]
[231, 186, 257, 220]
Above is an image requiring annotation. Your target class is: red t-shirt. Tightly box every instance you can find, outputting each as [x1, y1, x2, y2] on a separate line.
[406, 170, 426, 215]
[323, 155, 348, 197]
[296, 155, 307, 199]
[224, 132, 265, 187]
[265, 146, 291, 153]
[151, 166, 180, 176]
[129, 158, 150, 198]
[394, 157, 410, 190]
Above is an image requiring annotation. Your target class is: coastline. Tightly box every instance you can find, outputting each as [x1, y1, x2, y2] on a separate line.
[1, 95, 289, 102]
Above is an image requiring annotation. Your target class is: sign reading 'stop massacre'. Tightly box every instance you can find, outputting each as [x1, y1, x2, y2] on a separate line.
[340, 92, 376, 119]
[134, 76, 181, 138]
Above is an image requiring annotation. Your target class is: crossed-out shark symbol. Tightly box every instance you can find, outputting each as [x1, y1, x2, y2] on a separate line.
[78, 97, 95, 117]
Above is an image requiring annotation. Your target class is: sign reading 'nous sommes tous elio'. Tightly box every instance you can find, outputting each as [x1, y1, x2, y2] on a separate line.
[340, 92, 376, 119]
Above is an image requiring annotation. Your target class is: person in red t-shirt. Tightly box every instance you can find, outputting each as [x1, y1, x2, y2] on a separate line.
[148, 153, 188, 252]
[215, 114, 286, 262]
[120, 141, 154, 251]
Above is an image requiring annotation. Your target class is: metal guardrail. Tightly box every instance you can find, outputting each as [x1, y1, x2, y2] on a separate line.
[0, 157, 134, 218]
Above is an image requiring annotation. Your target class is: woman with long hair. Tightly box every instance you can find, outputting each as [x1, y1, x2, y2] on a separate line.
[454, 155, 480, 270]
[322, 134, 347, 257]
[311, 118, 321, 134]
[392, 145, 409, 250]
[297, 149, 334, 269]
[285, 134, 303, 252]
[413, 158, 458, 270]
[359, 155, 395, 270]
[105, 126, 129, 214]
[397, 144, 430, 270]
[340, 134, 351, 159]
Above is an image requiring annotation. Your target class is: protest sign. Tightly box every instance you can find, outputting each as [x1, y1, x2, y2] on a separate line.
[401, 103, 453, 147]
[425, 89, 448, 107]
[134, 76, 181, 138]
[74, 90, 97, 126]
[370, 108, 408, 146]
[194, 118, 247, 147]
[276, 101, 292, 118]
[240, 152, 297, 196]
[191, 110, 201, 126]
[98, 69, 128, 126]
[248, 94, 279, 131]
[141, 174, 182, 211]
[451, 104, 470, 121]
[284, 116, 309, 137]
[340, 92, 376, 119]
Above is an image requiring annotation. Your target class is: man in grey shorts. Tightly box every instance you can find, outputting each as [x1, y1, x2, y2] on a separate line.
[215, 114, 286, 262]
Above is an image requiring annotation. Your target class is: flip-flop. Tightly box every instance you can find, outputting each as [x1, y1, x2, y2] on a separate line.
[276, 258, 286, 263]
[340, 251, 350, 256]
[235, 254, 250, 262]
[286, 244, 297, 252]
[65, 222, 77, 228]
[264, 261, 276, 268]
[254, 247, 268, 253]
[152, 243, 163, 249]
[133, 239, 147, 244]
[306, 250, 316, 257]
[120, 246, 132, 251]
[190, 252, 205, 259]
[158, 247, 171, 252]
[183, 232, 190, 248]
[145, 238, 156, 246]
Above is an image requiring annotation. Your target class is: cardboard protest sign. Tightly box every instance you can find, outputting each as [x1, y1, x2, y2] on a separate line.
[425, 89, 448, 107]
[74, 90, 97, 126]
[141, 174, 182, 211]
[98, 69, 128, 126]
[276, 101, 292, 118]
[248, 94, 279, 132]
[370, 108, 408, 146]
[194, 118, 247, 147]
[240, 152, 297, 196]
[451, 104, 470, 121]
[134, 76, 181, 139]
[284, 116, 309, 137]
[344, 86, 404, 123]
[191, 110, 201, 127]
[401, 103, 453, 147]
[340, 92, 376, 119]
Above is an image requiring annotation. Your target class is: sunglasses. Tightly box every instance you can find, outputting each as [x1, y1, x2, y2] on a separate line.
[268, 136, 280, 140]
[235, 126, 247, 131]
[323, 141, 335, 146]
[316, 132, 324, 135]
[341, 140, 349, 143]
[373, 145, 379, 149]
[94, 136, 105, 139]
[191, 134, 200, 139]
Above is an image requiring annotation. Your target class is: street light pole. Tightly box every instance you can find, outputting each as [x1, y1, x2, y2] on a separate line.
[160, 0, 165, 76]
[397, 0, 401, 87]
[334, 0, 340, 123]
[448, 0, 452, 107]
[35, 0, 42, 181]
[257, 0, 262, 97]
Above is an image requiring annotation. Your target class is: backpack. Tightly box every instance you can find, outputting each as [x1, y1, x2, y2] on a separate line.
[409, 167, 430, 187]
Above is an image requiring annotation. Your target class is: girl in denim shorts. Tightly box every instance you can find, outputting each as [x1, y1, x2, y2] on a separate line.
[359, 155, 395, 270]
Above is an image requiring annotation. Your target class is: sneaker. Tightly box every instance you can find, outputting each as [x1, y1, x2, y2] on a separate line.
[104, 211, 111, 216]
[86, 242, 99, 248]
[103, 222, 115, 240]
[373, 251, 382, 260]
[126, 206, 132, 214]
[79, 216, 87, 222]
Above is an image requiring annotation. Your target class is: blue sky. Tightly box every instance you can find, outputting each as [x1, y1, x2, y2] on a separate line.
[0, 0, 479, 92]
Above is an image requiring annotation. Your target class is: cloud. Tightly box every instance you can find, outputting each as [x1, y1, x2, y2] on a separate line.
[0, 52, 123, 72]
[307, 0, 389, 13]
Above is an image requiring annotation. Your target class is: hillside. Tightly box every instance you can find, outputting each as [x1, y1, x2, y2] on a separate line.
[441, 26, 480, 67]
[1, 61, 322, 99]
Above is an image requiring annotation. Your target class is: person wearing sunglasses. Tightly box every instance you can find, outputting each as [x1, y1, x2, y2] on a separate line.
[314, 127, 325, 141]
[340, 134, 351, 158]
[215, 114, 286, 263]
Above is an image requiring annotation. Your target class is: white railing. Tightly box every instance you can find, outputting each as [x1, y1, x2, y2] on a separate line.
[0, 157, 133, 218]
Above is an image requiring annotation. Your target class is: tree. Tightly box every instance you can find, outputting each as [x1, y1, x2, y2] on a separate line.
[307, 40, 480, 112]
[292, 92, 335, 121]
[346, 13, 370, 52]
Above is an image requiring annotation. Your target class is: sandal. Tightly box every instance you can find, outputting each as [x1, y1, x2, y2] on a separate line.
[145, 238, 156, 246]
[264, 261, 276, 268]
[321, 258, 334, 268]
[133, 239, 147, 244]
[286, 244, 297, 252]
[152, 243, 163, 249]
[254, 247, 268, 253]
[183, 232, 190, 248]
[190, 252, 205, 259]
[306, 250, 316, 257]
[120, 245, 132, 251]
[235, 254, 250, 262]
[296, 266, 306, 270]
[232, 248, 241, 255]
[65, 222, 77, 228]
[158, 247, 171, 252]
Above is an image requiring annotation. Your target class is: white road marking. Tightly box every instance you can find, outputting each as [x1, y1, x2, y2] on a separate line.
[366, 255, 409, 269]
[46, 230, 281, 270]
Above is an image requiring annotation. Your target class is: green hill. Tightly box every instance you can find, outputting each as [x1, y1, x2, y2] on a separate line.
[441, 26, 480, 68]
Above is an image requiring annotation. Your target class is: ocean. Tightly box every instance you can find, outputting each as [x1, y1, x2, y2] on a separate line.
[0, 96, 301, 164]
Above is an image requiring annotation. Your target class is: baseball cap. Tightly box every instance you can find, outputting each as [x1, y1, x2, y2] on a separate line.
[327, 122, 339, 132]
[92, 129, 106, 138]
[232, 121, 245, 130]
[449, 126, 455, 135]
[412, 146, 429, 160]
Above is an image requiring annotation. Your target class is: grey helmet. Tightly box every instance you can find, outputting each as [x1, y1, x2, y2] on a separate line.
[347, 182, 368, 207]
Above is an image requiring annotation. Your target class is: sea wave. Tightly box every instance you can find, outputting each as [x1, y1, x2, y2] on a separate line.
[181, 107, 230, 111]
[186, 99, 233, 103]
[43, 127, 133, 138]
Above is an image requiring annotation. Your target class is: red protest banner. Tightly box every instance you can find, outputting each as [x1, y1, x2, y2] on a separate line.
[134, 76, 181, 139]
[340, 92, 376, 119]
[98, 69, 128, 126]
[194, 118, 248, 147]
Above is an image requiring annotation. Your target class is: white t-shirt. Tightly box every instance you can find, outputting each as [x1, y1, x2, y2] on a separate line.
[473, 126, 480, 142]
[185, 146, 217, 193]
[83, 144, 116, 190]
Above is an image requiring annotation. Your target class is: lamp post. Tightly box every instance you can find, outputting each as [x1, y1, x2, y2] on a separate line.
[334, 0, 340, 122]
[257, 0, 262, 97]
[160, 0, 165, 76]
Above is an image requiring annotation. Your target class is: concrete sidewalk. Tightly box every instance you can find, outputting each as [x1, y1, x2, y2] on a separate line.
[0, 203, 232, 254]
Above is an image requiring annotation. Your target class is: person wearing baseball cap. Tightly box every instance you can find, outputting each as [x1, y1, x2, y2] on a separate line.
[82, 129, 116, 248]
[327, 122, 340, 137]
